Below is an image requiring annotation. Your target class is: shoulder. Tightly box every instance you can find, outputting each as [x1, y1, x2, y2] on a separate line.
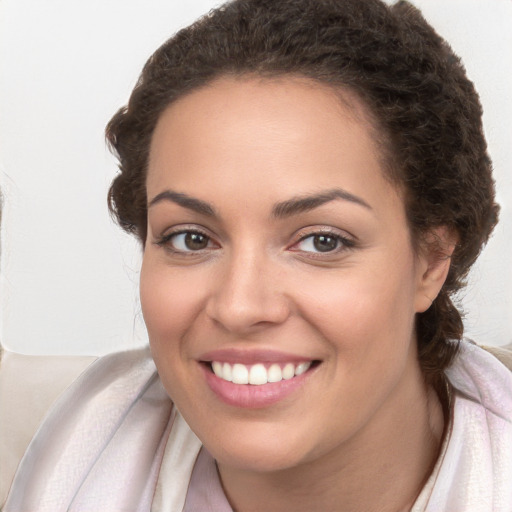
[446, 340, 512, 418]
[0, 350, 97, 506]
[418, 341, 512, 510]
[0, 347, 155, 508]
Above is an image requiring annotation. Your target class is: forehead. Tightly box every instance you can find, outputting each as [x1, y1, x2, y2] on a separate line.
[150, 76, 378, 155]
[147, 76, 401, 215]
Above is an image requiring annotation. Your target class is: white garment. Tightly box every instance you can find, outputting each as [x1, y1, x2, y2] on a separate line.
[3, 340, 511, 511]
[414, 342, 512, 511]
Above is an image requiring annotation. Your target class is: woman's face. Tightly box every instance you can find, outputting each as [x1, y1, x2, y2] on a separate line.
[141, 76, 434, 472]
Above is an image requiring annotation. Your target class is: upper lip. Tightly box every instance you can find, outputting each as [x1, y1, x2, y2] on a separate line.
[199, 348, 317, 365]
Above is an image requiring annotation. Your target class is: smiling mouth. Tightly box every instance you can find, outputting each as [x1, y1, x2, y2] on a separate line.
[207, 360, 319, 385]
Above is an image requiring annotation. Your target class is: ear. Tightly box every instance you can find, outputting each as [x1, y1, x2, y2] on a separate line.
[414, 226, 457, 313]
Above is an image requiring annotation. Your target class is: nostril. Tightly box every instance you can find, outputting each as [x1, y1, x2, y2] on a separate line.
[204, 291, 291, 334]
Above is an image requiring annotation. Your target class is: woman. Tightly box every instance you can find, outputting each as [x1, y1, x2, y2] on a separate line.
[4, 0, 511, 510]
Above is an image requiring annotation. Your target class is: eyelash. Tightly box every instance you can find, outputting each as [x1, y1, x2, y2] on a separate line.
[154, 227, 215, 255]
[291, 229, 356, 256]
[154, 227, 356, 256]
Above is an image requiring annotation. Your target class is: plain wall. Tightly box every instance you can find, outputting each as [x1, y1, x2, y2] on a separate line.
[0, 0, 511, 355]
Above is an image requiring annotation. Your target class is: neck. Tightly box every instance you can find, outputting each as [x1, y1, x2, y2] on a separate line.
[217, 360, 446, 512]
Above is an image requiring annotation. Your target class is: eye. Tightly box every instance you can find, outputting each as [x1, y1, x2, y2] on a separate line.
[172, 232, 210, 251]
[292, 232, 355, 254]
[156, 229, 216, 253]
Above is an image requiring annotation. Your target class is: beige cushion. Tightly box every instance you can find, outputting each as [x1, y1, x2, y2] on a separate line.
[0, 350, 96, 506]
[482, 343, 512, 371]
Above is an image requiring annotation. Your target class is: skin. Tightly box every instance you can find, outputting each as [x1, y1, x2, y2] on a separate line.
[141, 76, 452, 512]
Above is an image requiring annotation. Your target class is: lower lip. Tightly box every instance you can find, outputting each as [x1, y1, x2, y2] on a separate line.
[201, 364, 313, 409]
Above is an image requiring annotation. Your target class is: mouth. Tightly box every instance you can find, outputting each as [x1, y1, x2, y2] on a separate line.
[199, 357, 321, 408]
[208, 360, 317, 385]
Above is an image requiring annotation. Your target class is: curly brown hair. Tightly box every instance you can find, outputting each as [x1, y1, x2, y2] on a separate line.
[106, 0, 499, 381]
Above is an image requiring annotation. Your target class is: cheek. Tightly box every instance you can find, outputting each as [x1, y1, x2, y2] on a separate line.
[139, 256, 206, 352]
[139, 256, 213, 408]
[295, 256, 419, 357]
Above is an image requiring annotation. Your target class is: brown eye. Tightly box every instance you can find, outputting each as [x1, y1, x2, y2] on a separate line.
[313, 235, 338, 252]
[293, 231, 355, 255]
[184, 232, 209, 250]
[312, 234, 339, 252]
[160, 231, 213, 252]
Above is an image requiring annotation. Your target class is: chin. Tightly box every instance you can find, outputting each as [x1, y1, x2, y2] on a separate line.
[196, 418, 322, 474]
[213, 442, 308, 474]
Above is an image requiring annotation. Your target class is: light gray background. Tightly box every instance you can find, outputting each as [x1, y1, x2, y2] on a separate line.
[0, 0, 510, 355]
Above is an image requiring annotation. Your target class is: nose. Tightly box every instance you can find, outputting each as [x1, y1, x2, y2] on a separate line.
[205, 248, 290, 334]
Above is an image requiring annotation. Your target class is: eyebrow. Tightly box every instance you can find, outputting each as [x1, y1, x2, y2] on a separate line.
[272, 188, 372, 218]
[148, 187, 371, 219]
[148, 190, 216, 217]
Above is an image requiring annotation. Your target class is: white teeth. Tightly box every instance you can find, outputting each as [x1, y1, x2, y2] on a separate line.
[222, 362, 233, 382]
[282, 363, 295, 380]
[267, 364, 282, 383]
[232, 363, 249, 384]
[249, 364, 267, 385]
[212, 361, 223, 378]
[211, 361, 312, 385]
[295, 362, 310, 376]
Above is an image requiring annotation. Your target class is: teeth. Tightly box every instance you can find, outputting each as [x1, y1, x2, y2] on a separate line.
[295, 362, 310, 376]
[222, 362, 233, 382]
[282, 363, 295, 380]
[267, 364, 282, 383]
[249, 364, 267, 385]
[232, 363, 249, 384]
[212, 361, 223, 378]
[211, 361, 312, 385]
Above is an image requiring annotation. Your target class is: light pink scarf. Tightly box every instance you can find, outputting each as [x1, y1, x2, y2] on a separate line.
[4, 341, 512, 511]
[3, 348, 177, 511]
